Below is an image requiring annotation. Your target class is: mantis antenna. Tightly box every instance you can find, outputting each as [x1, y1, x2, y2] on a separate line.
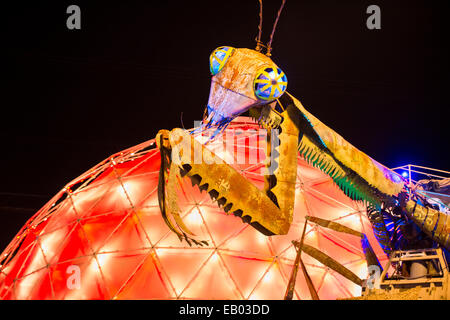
[255, 0, 264, 52]
[266, 0, 287, 57]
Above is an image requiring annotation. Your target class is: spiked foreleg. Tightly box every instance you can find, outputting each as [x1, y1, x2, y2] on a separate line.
[264, 104, 300, 226]
[278, 93, 405, 205]
[405, 200, 450, 250]
[168, 128, 292, 235]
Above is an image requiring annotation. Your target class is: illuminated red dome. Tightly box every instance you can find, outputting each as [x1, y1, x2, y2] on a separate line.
[0, 117, 386, 300]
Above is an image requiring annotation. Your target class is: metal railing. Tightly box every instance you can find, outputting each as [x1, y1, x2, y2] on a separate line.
[390, 164, 450, 186]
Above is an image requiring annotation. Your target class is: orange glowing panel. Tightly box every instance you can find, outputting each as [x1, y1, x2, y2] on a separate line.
[0, 117, 387, 300]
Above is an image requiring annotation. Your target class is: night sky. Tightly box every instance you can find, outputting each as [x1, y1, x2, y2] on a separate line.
[1, 0, 449, 251]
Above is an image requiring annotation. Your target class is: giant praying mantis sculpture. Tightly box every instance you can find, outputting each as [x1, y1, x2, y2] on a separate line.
[154, 1, 450, 296]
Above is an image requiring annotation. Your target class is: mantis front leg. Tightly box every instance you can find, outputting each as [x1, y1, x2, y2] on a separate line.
[157, 104, 299, 238]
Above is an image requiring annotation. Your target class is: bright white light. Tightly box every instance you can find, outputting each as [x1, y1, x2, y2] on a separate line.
[262, 268, 273, 283]
[15, 271, 42, 299]
[210, 251, 219, 263]
[40, 230, 66, 258]
[185, 210, 203, 226]
[248, 293, 262, 300]
[256, 232, 266, 244]
[117, 181, 139, 200]
[96, 253, 111, 268]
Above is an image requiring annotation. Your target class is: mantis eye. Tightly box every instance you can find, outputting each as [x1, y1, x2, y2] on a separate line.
[254, 67, 287, 101]
[209, 46, 234, 76]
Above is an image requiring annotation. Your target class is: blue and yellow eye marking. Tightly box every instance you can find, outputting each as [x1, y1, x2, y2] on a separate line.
[209, 46, 234, 76]
[254, 67, 287, 101]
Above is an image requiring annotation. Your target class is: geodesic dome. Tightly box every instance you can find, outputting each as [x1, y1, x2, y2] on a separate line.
[0, 117, 387, 300]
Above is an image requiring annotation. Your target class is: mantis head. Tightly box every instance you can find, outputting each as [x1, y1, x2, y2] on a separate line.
[200, 46, 288, 138]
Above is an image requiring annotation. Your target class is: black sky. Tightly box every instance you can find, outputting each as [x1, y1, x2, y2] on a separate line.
[1, 1, 449, 248]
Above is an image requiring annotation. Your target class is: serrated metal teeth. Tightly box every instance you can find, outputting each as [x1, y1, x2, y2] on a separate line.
[185, 170, 256, 224]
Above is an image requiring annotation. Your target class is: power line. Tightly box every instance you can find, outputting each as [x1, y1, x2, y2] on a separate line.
[0, 192, 48, 198]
